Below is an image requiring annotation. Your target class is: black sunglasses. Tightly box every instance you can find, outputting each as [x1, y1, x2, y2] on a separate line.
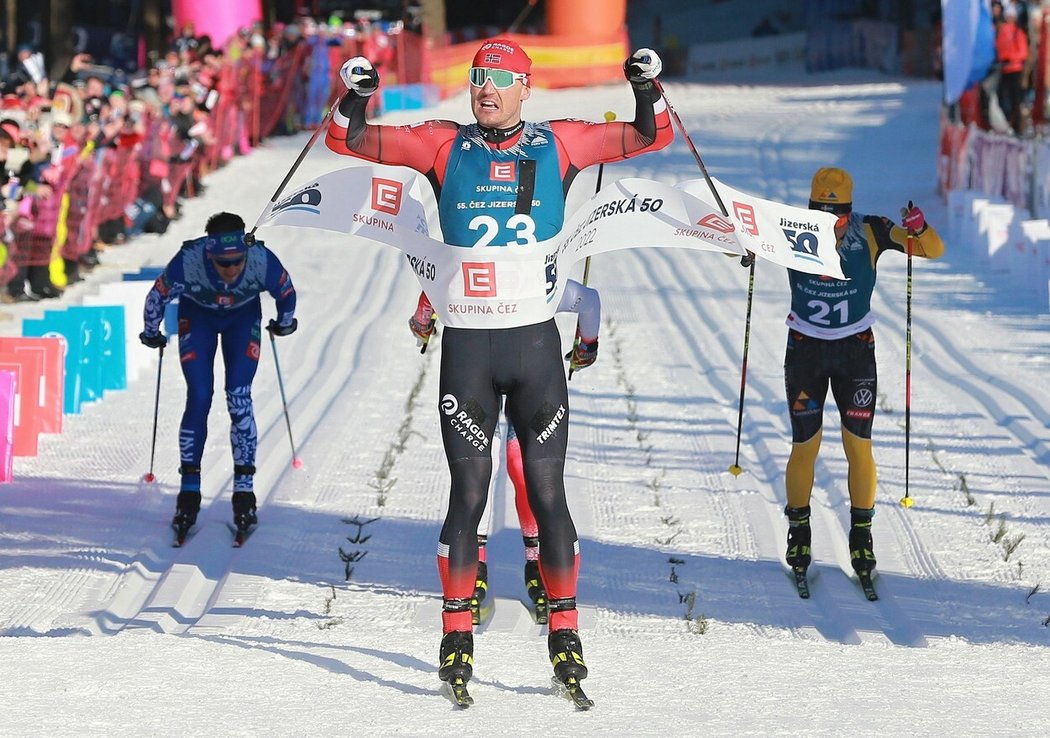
[212, 256, 245, 268]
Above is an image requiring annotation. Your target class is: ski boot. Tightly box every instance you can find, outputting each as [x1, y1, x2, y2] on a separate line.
[524, 559, 548, 624]
[231, 490, 258, 539]
[784, 505, 812, 571]
[439, 628, 474, 706]
[438, 629, 474, 682]
[470, 560, 489, 625]
[548, 627, 588, 683]
[548, 627, 594, 707]
[171, 490, 201, 545]
[848, 507, 876, 574]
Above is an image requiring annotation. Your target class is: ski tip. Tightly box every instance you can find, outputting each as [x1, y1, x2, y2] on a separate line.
[552, 675, 594, 710]
[443, 677, 473, 708]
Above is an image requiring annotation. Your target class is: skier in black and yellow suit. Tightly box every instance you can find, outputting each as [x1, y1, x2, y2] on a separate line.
[781, 167, 945, 578]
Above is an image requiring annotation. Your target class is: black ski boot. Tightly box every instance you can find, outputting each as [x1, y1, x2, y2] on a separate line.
[231, 491, 258, 534]
[784, 505, 812, 571]
[172, 490, 201, 544]
[524, 559, 548, 623]
[549, 627, 587, 682]
[438, 629, 474, 683]
[848, 507, 876, 574]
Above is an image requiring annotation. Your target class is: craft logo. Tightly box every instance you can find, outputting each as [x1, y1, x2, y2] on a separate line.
[697, 213, 735, 234]
[490, 161, 515, 181]
[733, 202, 759, 236]
[272, 184, 321, 215]
[792, 391, 820, 414]
[463, 261, 497, 297]
[371, 177, 403, 215]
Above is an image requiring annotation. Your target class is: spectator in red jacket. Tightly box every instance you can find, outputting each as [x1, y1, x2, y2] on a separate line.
[996, 3, 1029, 134]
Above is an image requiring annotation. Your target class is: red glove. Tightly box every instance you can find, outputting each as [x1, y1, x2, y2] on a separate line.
[901, 201, 925, 234]
[408, 291, 435, 346]
[565, 328, 598, 372]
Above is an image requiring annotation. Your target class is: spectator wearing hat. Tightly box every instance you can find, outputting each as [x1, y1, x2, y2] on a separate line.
[138, 211, 297, 544]
[778, 167, 945, 590]
[4, 130, 63, 301]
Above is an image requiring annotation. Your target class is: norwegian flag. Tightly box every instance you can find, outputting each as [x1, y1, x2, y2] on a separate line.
[483, 52, 503, 65]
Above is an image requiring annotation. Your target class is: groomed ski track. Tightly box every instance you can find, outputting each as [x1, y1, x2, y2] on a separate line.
[2, 78, 1047, 665]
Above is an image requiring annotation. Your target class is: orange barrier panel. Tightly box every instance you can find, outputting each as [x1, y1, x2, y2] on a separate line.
[547, 0, 626, 38]
[427, 31, 630, 98]
[0, 337, 65, 435]
[0, 350, 44, 457]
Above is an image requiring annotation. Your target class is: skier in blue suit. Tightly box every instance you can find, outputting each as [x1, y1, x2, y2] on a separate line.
[140, 212, 297, 540]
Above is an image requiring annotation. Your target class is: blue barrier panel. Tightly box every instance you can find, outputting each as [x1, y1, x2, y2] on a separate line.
[22, 317, 86, 414]
[381, 84, 439, 112]
[39, 310, 103, 405]
[60, 306, 127, 392]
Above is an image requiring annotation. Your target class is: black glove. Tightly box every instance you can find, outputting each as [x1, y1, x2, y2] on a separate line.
[267, 318, 298, 337]
[740, 252, 755, 268]
[139, 331, 167, 349]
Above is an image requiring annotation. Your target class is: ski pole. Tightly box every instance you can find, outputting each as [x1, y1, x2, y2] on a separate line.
[654, 82, 755, 474]
[142, 344, 164, 483]
[269, 331, 303, 469]
[654, 80, 729, 217]
[506, 0, 539, 33]
[248, 90, 347, 237]
[569, 111, 615, 382]
[728, 260, 756, 476]
[901, 230, 915, 508]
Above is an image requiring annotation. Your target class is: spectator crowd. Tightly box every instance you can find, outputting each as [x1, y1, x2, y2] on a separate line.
[0, 14, 399, 304]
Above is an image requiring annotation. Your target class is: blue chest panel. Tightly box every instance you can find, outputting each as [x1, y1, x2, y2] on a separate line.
[437, 122, 565, 247]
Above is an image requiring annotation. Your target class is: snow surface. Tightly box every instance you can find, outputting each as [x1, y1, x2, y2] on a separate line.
[1, 68, 1049, 736]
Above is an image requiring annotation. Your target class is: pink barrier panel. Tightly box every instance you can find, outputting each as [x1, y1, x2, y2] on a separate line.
[0, 337, 65, 435]
[0, 370, 14, 482]
[0, 350, 44, 457]
[173, 0, 261, 49]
